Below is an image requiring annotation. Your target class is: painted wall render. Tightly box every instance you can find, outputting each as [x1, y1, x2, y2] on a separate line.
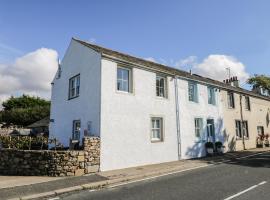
[99, 59, 179, 171]
[221, 91, 270, 151]
[50, 39, 269, 172]
[50, 40, 101, 147]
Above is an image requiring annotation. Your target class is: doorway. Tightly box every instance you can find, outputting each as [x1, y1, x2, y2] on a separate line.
[207, 119, 215, 142]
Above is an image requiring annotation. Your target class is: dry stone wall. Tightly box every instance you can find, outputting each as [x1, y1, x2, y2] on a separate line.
[0, 137, 100, 176]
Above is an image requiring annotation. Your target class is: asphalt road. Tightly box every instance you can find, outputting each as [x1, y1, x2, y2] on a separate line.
[58, 152, 270, 200]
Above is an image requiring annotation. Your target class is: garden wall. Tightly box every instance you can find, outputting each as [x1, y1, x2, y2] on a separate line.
[0, 137, 100, 176]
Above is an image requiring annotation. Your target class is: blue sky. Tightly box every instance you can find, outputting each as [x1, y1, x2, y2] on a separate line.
[0, 0, 269, 100]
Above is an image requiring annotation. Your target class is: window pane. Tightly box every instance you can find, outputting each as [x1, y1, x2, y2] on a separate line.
[156, 76, 166, 97]
[122, 69, 129, 81]
[117, 68, 130, 92]
[151, 118, 162, 141]
[117, 68, 122, 79]
[189, 82, 197, 102]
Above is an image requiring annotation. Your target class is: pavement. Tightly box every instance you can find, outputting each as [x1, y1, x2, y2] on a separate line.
[1, 148, 270, 200]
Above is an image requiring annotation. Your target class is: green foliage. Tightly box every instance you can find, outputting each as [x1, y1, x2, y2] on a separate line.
[0, 95, 50, 127]
[2, 95, 50, 111]
[205, 142, 214, 148]
[0, 135, 49, 150]
[248, 75, 270, 90]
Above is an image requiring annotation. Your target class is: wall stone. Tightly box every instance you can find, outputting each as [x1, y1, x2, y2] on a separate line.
[83, 137, 100, 173]
[0, 136, 100, 176]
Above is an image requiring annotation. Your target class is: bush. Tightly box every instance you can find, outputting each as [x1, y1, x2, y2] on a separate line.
[205, 142, 214, 149]
[215, 141, 223, 148]
[0, 135, 48, 150]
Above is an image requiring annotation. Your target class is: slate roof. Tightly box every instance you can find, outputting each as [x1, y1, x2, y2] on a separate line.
[73, 38, 270, 101]
[27, 116, 50, 128]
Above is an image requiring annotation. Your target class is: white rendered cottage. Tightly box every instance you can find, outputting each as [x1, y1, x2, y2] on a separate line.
[50, 38, 225, 171]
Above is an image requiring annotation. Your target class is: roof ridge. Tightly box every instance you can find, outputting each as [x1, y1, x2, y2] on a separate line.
[72, 38, 270, 101]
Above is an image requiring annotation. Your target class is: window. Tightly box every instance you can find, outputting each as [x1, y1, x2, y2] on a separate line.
[188, 82, 198, 102]
[242, 121, 249, 138]
[245, 96, 251, 111]
[72, 120, 81, 140]
[227, 92, 235, 108]
[117, 67, 132, 92]
[257, 126, 264, 135]
[151, 117, 163, 142]
[69, 74, 80, 99]
[156, 75, 167, 98]
[235, 120, 242, 138]
[235, 120, 249, 138]
[267, 112, 270, 127]
[194, 118, 203, 139]
[208, 87, 216, 105]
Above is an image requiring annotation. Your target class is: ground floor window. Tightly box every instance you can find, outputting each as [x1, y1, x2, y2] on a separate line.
[194, 118, 203, 139]
[151, 117, 163, 142]
[257, 126, 264, 135]
[235, 120, 249, 138]
[72, 120, 81, 140]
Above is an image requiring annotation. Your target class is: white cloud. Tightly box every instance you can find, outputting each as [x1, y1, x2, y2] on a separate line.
[174, 56, 197, 68]
[193, 55, 249, 83]
[0, 48, 58, 108]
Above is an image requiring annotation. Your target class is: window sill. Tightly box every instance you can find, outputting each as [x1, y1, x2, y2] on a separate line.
[68, 95, 79, 100]
[156, 96, 168, 101]
[236, 137, 249, 141]
[188, 100, 199, 105]
[151, 139, 163, 143]
[116, 90, 134, 96]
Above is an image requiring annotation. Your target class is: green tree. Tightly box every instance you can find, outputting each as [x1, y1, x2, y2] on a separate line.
[0, 95, 50, 127]
[248, 75, 270, 90]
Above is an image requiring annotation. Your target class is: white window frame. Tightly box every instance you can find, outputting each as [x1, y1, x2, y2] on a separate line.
[194, 118, 204, 140]
[156, 75, 167, 98]
[235, 120, 249, 139]
[150, 117, 164, 142]
[207, 87, 216, 105]
[117, 66, 132, 93]
[69, 74, 80, 99]
[72, 120, 81, 140]
[188, 81, 198, 103]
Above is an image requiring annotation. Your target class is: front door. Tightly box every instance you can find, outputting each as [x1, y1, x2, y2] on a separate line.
[207, 119, 215, 142]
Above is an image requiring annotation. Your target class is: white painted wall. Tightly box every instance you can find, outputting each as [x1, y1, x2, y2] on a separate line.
[177, 79, 225, 159]
[50, 39, 225, 171]
[99, 59, 179, 171]
[49, 40, 101, 147]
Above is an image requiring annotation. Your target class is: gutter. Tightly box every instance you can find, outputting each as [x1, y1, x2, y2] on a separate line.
[174, 75, 181, 160]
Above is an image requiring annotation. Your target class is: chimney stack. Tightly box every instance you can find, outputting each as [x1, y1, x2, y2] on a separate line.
[223, 76, 239, 87]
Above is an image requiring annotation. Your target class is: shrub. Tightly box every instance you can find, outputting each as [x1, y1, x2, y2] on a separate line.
[205, 142, 214, 149]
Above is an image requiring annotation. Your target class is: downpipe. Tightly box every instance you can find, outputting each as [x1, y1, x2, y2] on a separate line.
[174, 76, 182, 160]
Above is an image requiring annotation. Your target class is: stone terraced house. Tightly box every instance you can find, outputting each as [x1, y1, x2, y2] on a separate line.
[50, 38, 270, 171]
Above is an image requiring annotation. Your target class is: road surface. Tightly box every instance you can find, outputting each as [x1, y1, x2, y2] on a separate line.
[58, 151, 270, 200]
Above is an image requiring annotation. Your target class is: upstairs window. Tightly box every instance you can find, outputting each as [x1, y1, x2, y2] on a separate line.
[245, 96, 251, 111]
[208, 87, 216, 105]
[151, 117, 163, 142]
[188, 82, 198, 102]
[69, 74, 80, 99]
[227, 92, 235, 108]
[117, 67, 132, 92]
[156, 75, 167, 98]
